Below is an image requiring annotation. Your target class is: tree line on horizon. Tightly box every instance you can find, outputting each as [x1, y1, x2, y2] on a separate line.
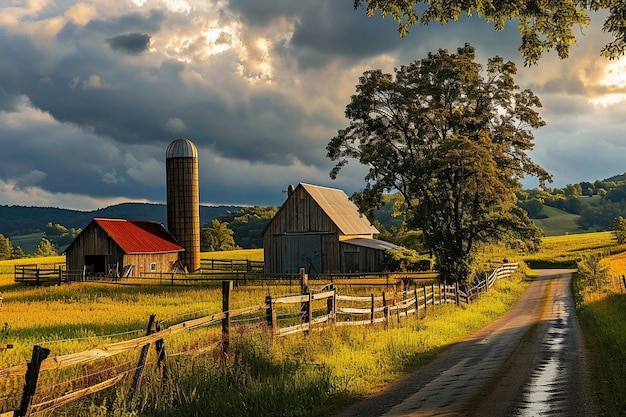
[4, 173, 626, 259]
[518, 173, 626, 231]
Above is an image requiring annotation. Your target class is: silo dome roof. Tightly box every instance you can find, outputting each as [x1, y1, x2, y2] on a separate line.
[166, 138, 198, 158]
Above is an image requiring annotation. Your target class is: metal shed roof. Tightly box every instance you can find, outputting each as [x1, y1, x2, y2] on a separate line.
[94, 218, 184, 254]
[300, 183, 379, 236]
[341, 238, 398, 250]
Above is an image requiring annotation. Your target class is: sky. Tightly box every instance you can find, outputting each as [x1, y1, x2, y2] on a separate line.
[1, 1, 625, 211]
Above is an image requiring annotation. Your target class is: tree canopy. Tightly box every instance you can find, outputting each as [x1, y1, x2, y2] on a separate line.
[216, 206, 278, 248]
[327, 44, 550, 283]
[0, 234, 12, 260]
[354, 0, 626, 65]
[34, 238, 57, 257]
[612, 216, 626, 243]
[201, 219, 237, 252]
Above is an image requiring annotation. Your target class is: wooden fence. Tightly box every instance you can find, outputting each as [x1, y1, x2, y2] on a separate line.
[13, 260, 437, 288]
[88, 270, 438, 288]
[200, 258, 264, 273]
[1, 264, 518, 416]
[13, 264, 67, 286]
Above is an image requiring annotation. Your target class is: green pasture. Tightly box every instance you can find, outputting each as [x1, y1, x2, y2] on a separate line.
[532, 205, 584, 236]
[7, 232, 45, 255]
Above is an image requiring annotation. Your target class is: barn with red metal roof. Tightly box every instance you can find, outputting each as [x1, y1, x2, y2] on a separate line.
[65, 218, 185, 280]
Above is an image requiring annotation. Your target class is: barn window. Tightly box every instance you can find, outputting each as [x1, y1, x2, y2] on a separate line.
[150, 262, 157, 272]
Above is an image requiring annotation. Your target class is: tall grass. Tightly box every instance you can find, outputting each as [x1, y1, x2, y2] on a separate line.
[5, 236, 623, 416]
[575, 277, 626, 417]
[574, 251, 626, 416]
[134, 276, 527, 417]
[0, 251, 528, 417]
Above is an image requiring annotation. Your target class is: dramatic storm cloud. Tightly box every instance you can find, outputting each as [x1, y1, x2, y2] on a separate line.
[107, 33, 152, 55]
[0, 1, 624, 210]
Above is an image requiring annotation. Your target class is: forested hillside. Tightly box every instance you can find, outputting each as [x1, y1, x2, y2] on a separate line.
[368, 173, 626, 237]
[0, 203, 240, 237]
[3, 172, 626, 254]
[518, 173, 626, 233]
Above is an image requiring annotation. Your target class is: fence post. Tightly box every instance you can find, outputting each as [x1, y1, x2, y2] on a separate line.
[396, 291, 401, 324]
[485, 273, 489, 292]
[154, 321, 168, 383]
[326, 284, 336, 323]
[222, 281, 233, 354]
[265, 294, 277, 342]
[382, 292, 389, 329]
[414, 287, 419, 318]
[622, 275, 626, 292]
[300, 268, 309, 328]
[129, 314, 156, 402]
[423, 286, 428, 314]
[455, 281, 460, 306]
[299, 268, 308, 292]
[16, 345, 50, 417]
[370, 293, 375, 324]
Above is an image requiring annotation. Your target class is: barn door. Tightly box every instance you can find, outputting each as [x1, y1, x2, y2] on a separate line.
[282, 234, 322, 274]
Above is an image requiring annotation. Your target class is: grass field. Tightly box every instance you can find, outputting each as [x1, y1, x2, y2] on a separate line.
[1, 235, 625, 416]
[532, 205, 585, 236]
[7, 232, 45, 254]
[522, 231, 626, 269]
[0, 249, 528, 416]
[575, 251, 626, 416]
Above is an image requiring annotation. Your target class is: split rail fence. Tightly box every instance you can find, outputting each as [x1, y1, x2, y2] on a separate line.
[1, 264, 518, 417]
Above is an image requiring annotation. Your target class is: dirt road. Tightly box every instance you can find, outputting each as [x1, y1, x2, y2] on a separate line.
[335, 270, 597, 417]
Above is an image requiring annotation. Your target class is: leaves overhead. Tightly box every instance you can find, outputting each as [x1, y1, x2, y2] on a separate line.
[327, 44, 550, 282]
[354, 0, 626, 65]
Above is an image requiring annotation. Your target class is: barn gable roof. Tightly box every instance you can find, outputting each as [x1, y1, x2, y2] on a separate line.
[299, 183, 379, 235]
[93, 218, 184, 254]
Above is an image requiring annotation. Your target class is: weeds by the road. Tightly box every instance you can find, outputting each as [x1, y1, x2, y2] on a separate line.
[575, 269, 626, 417]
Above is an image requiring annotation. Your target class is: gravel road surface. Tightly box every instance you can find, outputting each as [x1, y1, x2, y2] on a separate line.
[334, 270, 596, 417]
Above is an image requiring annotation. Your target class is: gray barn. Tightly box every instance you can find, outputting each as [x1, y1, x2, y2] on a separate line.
[262, 183, 397, 274]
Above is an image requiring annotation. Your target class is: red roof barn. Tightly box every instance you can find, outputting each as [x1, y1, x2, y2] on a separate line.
[65, 218, 184, 279]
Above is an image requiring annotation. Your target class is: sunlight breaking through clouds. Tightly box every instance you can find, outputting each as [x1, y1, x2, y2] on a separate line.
[591, 58, 626, 107]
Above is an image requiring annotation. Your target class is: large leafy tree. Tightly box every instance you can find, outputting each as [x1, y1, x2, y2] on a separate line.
[0, 234, 13, 260]
[354, 0, 626, 65]
[201, 219, 237, 252]
[327, 44, 550, 283]
[34, 238, 57, 257]
[217, 206, 278, 248]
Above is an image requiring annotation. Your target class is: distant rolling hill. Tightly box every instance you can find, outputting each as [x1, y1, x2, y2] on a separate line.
[0, 203, 241, 237]
[532, 205, 585, 236]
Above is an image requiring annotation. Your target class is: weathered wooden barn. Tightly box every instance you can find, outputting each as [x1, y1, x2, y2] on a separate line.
[65, 218, 184, 278]
[263, 183, 398, 274]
